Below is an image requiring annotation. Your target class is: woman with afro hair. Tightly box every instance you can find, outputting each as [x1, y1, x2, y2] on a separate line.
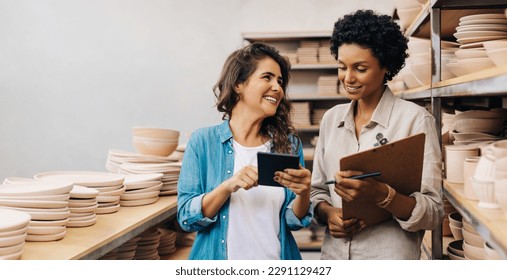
[310, 10, 443, 259]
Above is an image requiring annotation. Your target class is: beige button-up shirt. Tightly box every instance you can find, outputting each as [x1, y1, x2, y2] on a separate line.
[310, 88, 444, 259]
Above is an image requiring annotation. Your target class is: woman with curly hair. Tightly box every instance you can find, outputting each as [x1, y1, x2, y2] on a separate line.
[177, 42, 313, 260]
[310, 10, 443, 259]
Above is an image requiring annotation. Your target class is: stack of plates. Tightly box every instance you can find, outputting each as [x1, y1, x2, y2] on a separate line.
[0, 209, 30, 260]
[317, 75, 339, 95]
[450, 110, 505, 138]
[297, 41, 319, 64]
[318, 39, 334, 64]
[119, 173, 164, 207]
[106, 149, 178, 174]
[34, 171, 125, 215]
[157, 228, 177, 256]
[280, 52, 298, 65]
[311, 108, 327, 126]
[290, 102, 311, 126]
[134, 227, 161, 260]
[118, 160, 181, 196]
[0, 181, 73, 242]
[67, 186, 99, 227]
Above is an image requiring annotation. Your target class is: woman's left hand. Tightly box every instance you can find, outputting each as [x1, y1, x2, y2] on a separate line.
[274, 165, 311, 196]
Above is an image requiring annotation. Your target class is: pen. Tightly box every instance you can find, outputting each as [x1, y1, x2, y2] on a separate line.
[324, 171, 381, 184]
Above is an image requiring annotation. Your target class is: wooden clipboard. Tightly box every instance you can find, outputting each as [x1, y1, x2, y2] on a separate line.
[340, 133, 425, 227]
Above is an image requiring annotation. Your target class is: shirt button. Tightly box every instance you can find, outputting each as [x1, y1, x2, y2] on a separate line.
[183, 222, 187, 225]
[228, 150, 232, 154]
[227, 170, 231, 174]
[221, 240, 225, 244]
[222, 215, 226, 219]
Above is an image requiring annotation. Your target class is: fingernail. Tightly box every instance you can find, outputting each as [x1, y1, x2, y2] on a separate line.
[273, 176, 279, 182]
[274, 172, 280, 176]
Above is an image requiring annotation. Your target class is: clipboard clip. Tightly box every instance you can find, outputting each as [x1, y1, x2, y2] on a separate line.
[374, 133, 388, 147]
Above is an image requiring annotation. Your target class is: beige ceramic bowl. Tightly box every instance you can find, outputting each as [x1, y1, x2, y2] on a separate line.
[410, 62, 431, 85]
[397, 6, 423, 29]
[463, 240, 485, 260]
[132, 138, 178, 157]
[456, 57, 495, 75]
[449, 224, 463, 240]
[462, 226, 485, 247]
[483, 39, 507, 51]
[132, 127, 180, 140]
[484, 242, 503, 260]
[448, 240, 465, 258]
[449, 211, 463, 227]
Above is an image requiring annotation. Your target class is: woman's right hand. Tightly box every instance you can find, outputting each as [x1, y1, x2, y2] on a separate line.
[224, 165, 259, 193]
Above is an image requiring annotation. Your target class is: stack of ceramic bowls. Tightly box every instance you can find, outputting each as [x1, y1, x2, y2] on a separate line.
[167, 144, 186, 162]
[67, 186, 100, 227]
[447, 240, 465, 260]
[451, 13, 507, 76]
[484, 242, 503, 260]
[34, 171, 125, 215]
[119, 173, 163, 207]
[157, 227, 177, 256]
[134, 226, 161, 260]
[450, 110, 504, 138]
[118, 161, 181, 196]
[0, 209, 31, 260]
[0, 180, 73, 242]
[462, 219, 485, 260]
[448, 211, 463, 240]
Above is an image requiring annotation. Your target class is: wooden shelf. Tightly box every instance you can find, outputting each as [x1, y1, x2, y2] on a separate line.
[21, 196, 177, 260]
[443, 181, 507, 258]
[242, 31, 331, 42]
[289, 93, 348, 101]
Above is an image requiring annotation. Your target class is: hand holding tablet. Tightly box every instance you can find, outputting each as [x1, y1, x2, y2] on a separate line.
[257, 152, 299, 187]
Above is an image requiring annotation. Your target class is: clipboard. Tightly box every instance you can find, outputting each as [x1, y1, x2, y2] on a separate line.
[340, 133, 426, 226]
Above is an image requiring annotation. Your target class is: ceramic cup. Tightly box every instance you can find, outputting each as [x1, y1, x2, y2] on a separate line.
[445, 145, 479, 183]
[464, 156, 480, 200]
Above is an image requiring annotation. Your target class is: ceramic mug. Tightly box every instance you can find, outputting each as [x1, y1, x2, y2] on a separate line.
[464, 156, 480, 200]
[445, 145, 479, 183]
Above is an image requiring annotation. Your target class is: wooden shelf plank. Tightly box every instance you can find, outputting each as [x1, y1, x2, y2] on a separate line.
[242, 31, 331, 42]
[443, 181, 507, 258]
[21, 196, 177, 260]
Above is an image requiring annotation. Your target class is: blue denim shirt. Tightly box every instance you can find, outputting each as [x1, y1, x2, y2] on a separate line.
[177, 120, 313, 260]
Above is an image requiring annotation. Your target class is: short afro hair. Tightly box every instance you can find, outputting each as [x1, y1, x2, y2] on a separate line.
[330, 9, 408, 82]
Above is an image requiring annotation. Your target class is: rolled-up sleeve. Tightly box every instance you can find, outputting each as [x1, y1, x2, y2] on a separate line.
[177, 134, 218, 232]
[284, 199, 314, 230]
[396, 115, 444, 231]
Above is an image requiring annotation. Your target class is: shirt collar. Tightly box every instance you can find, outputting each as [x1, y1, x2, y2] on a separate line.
[218, 119, 234, 143]
[337, 87, 395, 129]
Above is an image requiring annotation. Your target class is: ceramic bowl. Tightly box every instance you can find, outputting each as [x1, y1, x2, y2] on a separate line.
[462, 226, 485, 247]
[410, 62, 431, 85]
[449, 224, 463, 240]
[445, 145, 479, 183]
[132, 127, 180, 140]
[132, 138, 179, 157]
[449, 211, 463, 227]
[490, 139, 507, 160]
[456, 57, 495, 75]
[448, 240, 465, 258]
[486, 47, 507, 67]
[484, 242, 503, 260]
[446, 61, 469, 77]
[452, 118, 503, 134]
[455, 48, 488, 59]
[471, 176, 499, 209]
[397, 6, 423, 29]
[408, 37, 431, 54]
[463, 240, 485, 260]
[483, 39, 507, 51]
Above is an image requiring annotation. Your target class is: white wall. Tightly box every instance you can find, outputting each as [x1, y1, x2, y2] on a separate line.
[0, 0, 394, 180]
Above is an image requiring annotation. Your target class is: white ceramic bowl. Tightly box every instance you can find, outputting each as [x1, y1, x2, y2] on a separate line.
[462, 226, 485, 247]
[446, 61, 469, 77]
[471, 176, 499, 209]
[486, 47, 507, 67]
[449, 224, 463, 240]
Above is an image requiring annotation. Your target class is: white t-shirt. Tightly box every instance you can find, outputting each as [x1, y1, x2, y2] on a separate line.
[227, 140, 285, 260]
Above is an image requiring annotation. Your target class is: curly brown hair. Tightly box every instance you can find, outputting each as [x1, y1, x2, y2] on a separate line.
[330, 9, 408, 83]
[213, 42, 298, 154]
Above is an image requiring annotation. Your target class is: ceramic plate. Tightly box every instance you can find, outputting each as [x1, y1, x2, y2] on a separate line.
[34, 171, 125, 187]
[0, 199, 68, 209]
[123, 173, 164, 184]
[26, 230, 66, 242]
[0, 241, 24, 255]
[68, 200, 97, 208]
[120, 191, 159, 201]
[27, 210, 70, 221]
[66, 216, 97, 228]
[2, 177, 36, 184]
[0, 193, 70, 202]
[70, 185, 100, 199]
[29, 218, 68, 227]
[69, 204, 98, 213]
[96, 195, 120, 204]
[27, 225, 66, 235]
[460, 13, 507, 22]
[119, 196, 159, 207]
[124, 181, 162, 191]
[459, 18, 507, 26]
[0, 249, 23, 260]
[125, 183, 163, 194]
[69, 213, 96, 221]
[0, 209, 31, 232]
[0, 226, 27, 238]
[0, 181, 73, 196]
[454, 30, 507, 40]
[457, 35, 507, 44]
[0, 232, 27, 247]
[95, 204, 120, 214]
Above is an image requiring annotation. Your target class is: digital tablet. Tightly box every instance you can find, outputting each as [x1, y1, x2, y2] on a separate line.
[257, 152, 299, 187]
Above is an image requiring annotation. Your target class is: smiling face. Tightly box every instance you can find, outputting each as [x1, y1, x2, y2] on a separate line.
[234, 57, 284, 118]
[337, 43, 387, 102]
